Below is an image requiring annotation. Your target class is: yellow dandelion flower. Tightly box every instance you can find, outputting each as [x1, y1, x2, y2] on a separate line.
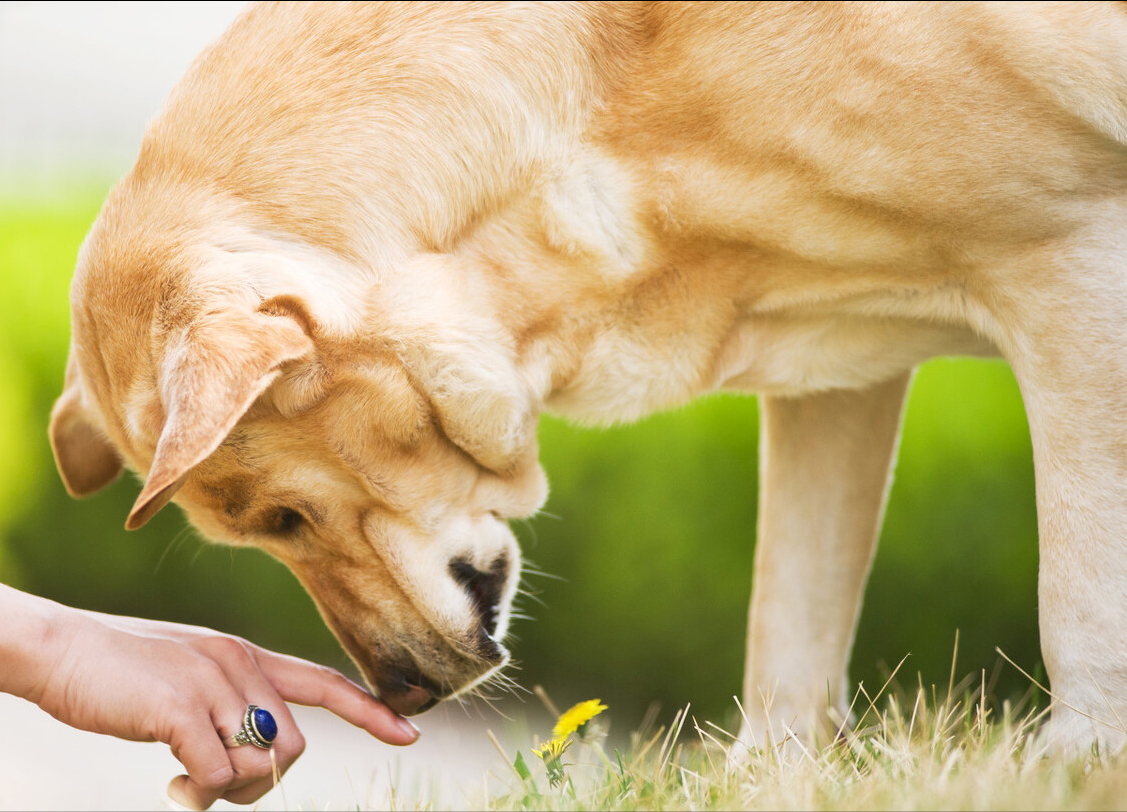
[552, 699, 608, 739]
[532, 735, 572, 788]
[533, 735, 571, 763]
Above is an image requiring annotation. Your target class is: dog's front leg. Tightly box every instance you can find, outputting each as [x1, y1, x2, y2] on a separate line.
[737, 372, 912, 754]
[996, 236, 1127, 755]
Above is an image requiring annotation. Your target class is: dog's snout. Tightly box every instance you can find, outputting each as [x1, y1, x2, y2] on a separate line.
[449, 555, 508, 641]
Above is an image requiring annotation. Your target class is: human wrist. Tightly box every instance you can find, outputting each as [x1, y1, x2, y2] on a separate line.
[0, 584, 76, 703]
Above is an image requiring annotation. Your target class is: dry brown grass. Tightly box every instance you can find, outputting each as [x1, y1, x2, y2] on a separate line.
[475, 664, 1127, 812]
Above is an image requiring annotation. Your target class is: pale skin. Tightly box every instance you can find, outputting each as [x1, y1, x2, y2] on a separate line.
[0, 584, 420, 810]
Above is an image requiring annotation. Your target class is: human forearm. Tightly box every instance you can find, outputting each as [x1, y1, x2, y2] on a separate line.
[0, 583, 73, 705]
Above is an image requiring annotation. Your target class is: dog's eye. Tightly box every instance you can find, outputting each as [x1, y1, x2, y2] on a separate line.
[266, 507, 305, 536]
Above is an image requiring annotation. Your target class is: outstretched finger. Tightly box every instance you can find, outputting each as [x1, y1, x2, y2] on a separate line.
[253, 649, 420, 745]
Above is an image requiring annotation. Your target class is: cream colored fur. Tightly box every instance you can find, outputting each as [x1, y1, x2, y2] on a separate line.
[48, 1, 1127, 752]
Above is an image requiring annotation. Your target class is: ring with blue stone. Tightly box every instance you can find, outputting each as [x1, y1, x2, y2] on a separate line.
[231, 705, 278, 750]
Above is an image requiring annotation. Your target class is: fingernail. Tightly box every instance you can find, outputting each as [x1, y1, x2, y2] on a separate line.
[397, 717, 421, 740]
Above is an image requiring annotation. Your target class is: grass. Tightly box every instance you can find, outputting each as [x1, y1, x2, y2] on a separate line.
[464, 672, 1127, 812]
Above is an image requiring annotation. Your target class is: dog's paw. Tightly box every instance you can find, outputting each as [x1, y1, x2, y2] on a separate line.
[1039, 705, 1127, 761]
[725, 704, 841, 774]
[725, 726, 810, 774]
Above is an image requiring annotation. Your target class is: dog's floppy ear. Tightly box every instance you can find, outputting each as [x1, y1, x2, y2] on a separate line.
[126, 303, 313, 530]
[50, 350, 125, 497]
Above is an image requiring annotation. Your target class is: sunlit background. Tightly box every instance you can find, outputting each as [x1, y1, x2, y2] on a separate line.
[0, 0, 1042, 750]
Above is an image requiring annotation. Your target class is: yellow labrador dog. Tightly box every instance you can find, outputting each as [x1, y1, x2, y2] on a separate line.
[50, 2, 1127, 754]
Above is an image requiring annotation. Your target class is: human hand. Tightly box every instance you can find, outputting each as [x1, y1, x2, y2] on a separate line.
[10, 598, 418, 809]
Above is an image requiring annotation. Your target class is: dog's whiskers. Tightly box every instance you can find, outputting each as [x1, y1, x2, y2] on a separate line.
[519, 559, 566, 582]
[153, 525, 197, 575]
[514, 589, 548, 610]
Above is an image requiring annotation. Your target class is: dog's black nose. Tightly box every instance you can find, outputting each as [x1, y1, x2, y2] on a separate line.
[449, 555, 508, 642]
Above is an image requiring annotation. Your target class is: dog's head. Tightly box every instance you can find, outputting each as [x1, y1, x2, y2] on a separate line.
[49, 196, 548, 714]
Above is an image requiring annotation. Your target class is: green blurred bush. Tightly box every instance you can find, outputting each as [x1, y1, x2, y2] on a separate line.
[0, 196, 1041, 733]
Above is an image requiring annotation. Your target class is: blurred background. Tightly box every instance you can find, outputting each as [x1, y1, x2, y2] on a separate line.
[0, 0, 1042, 746]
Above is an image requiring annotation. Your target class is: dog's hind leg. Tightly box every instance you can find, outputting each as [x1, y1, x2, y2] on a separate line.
[735, 372, 911, 756]
[991, 217, 1127, 755]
